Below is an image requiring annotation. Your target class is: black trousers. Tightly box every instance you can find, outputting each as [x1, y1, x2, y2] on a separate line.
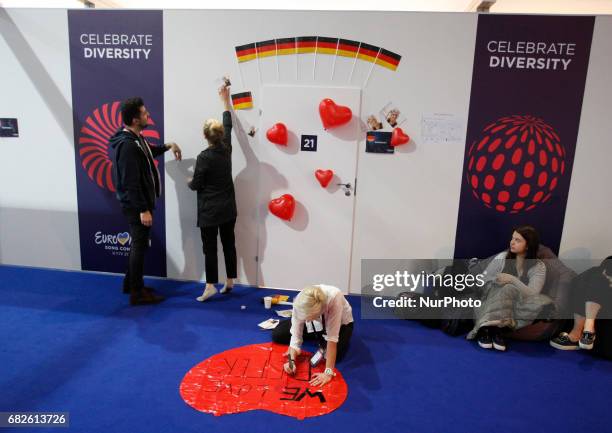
[200, 218, 237, 284]
[122, 208, 151, 293]
[271, 319, 354, 362]
[570, 267, 611, 316]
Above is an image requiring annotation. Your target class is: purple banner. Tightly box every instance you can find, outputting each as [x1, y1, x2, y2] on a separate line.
[68, 10, 166, 276]
[454, 14, 594, 258]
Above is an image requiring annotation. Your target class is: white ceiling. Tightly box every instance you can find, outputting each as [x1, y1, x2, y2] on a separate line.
[1, 0, 612, 14]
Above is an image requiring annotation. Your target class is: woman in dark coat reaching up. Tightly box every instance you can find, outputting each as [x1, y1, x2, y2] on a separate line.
[188, 84, 237, 302]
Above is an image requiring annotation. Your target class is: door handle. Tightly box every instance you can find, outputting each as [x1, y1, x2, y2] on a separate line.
[337, 183, 352, 196]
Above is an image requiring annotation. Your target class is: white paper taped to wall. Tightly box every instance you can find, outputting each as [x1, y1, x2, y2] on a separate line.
[421, 113, 465, 145]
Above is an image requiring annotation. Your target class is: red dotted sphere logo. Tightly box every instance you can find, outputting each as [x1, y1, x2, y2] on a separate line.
[466, 115, 566, 214]
[78, 101, 160, 192]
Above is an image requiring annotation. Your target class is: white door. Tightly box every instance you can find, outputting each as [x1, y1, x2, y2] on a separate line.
[256, 84, 361, 293]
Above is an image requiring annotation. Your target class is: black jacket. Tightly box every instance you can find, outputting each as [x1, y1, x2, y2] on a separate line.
[110, 128, 167, 212]
[189, 111, 237, 227]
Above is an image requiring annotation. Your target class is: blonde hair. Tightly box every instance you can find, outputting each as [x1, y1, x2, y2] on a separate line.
[294, 285, 327, 318]
[203, 118, 224, 145]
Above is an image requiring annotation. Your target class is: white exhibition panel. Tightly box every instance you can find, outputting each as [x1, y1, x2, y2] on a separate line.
[162, 9, 472, 287]
[348, 13, 478, 293]
[257, 84, 361, 292]
[559, 15, 612, 266]
[162, 10, 480, 289]
[0, 8, 81, 270]
[163, 9, 267, 285]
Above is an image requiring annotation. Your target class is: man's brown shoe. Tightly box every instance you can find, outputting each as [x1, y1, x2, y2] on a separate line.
[130, 290, 165, 306]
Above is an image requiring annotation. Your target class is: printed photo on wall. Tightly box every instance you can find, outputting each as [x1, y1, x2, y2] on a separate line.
[365, 130, 394, 154]
[380, 102, 406, 129]
[366, 114, 383, 131]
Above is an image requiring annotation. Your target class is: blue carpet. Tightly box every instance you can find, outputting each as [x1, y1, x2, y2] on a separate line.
[0, 265, 610, 433]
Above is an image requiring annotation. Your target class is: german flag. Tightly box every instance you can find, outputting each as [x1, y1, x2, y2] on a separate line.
[376, 48, 401, 71]
[316, 37, 339, 55]
[231, 92, 253, 110]
[235, 43, 256, 63]
[337, 39, 360, 58]
[256, 40, 276, 59]
[357, 42, 381, 63]
[276, 37, 296, 56]
[296, 36, 316, 54]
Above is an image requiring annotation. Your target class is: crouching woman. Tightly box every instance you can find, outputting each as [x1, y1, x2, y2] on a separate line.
[272, 285, 354, 386]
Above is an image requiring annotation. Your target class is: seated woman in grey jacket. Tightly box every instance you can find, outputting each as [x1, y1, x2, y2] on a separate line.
[468, 225, 547, 352]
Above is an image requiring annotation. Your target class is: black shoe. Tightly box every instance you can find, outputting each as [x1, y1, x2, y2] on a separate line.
[492, 333, 507, 351]
[477, 328, 493, 349]
[124, 286, 156, 295]
[550, 332, 579, 351]
[579, 331, 596, 350]
[130, 290, 165, 306]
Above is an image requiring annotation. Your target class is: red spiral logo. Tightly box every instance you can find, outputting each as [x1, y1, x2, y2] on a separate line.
[78, 101, 160, 192]
[466, 115, 566, 214]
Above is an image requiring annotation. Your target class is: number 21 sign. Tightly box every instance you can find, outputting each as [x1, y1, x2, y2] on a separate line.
[300, 135, 317, 152]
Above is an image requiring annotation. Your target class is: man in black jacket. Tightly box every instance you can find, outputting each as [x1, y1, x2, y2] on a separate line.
[110, 97, 181, 305]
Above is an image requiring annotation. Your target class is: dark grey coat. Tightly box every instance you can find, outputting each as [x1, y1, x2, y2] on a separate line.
[188, 111, 237, 227]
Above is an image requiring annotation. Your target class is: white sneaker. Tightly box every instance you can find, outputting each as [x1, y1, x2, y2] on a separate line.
[196, 286, 217, 302]
[220, 284, 233, 294]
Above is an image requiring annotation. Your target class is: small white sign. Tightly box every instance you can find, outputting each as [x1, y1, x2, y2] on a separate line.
[258, 318, 280, 330]
[421, 113, 465, 145]
[275, 309, 293, 318]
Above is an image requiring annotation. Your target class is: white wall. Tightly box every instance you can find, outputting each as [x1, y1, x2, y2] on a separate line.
[348, 13, 478, 293]
[0, 8, 80, 270]
[163, 9, 265, 285]
[162, 10, 479, 288]
[559, 15, 612, 266]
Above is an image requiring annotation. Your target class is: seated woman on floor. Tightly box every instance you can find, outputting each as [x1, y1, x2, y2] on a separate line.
[272, 284, 354, 386]
[550, 256, 612, 352]
[467, 225, 549, 352]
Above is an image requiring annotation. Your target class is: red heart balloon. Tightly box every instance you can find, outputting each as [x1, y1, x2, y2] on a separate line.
[315, 169, 334, 188]
[266, 123, 288, 145]
[391, 127, 410, 146]
[268, 194, 295, 221]
[319, 98, 352, 129]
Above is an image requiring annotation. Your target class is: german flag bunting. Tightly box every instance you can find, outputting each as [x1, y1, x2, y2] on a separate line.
[357, 42, 381, 63]
[337, 39, 360, 58]
[235, 43, 256, 63]
[296, 36, 317, 54]
[276, 37, 296, 55]
[255, 40, 276, 59]
[235, 38, 401, 72]
[376, 48, 401, 71]
[316, 37, 339, 55]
